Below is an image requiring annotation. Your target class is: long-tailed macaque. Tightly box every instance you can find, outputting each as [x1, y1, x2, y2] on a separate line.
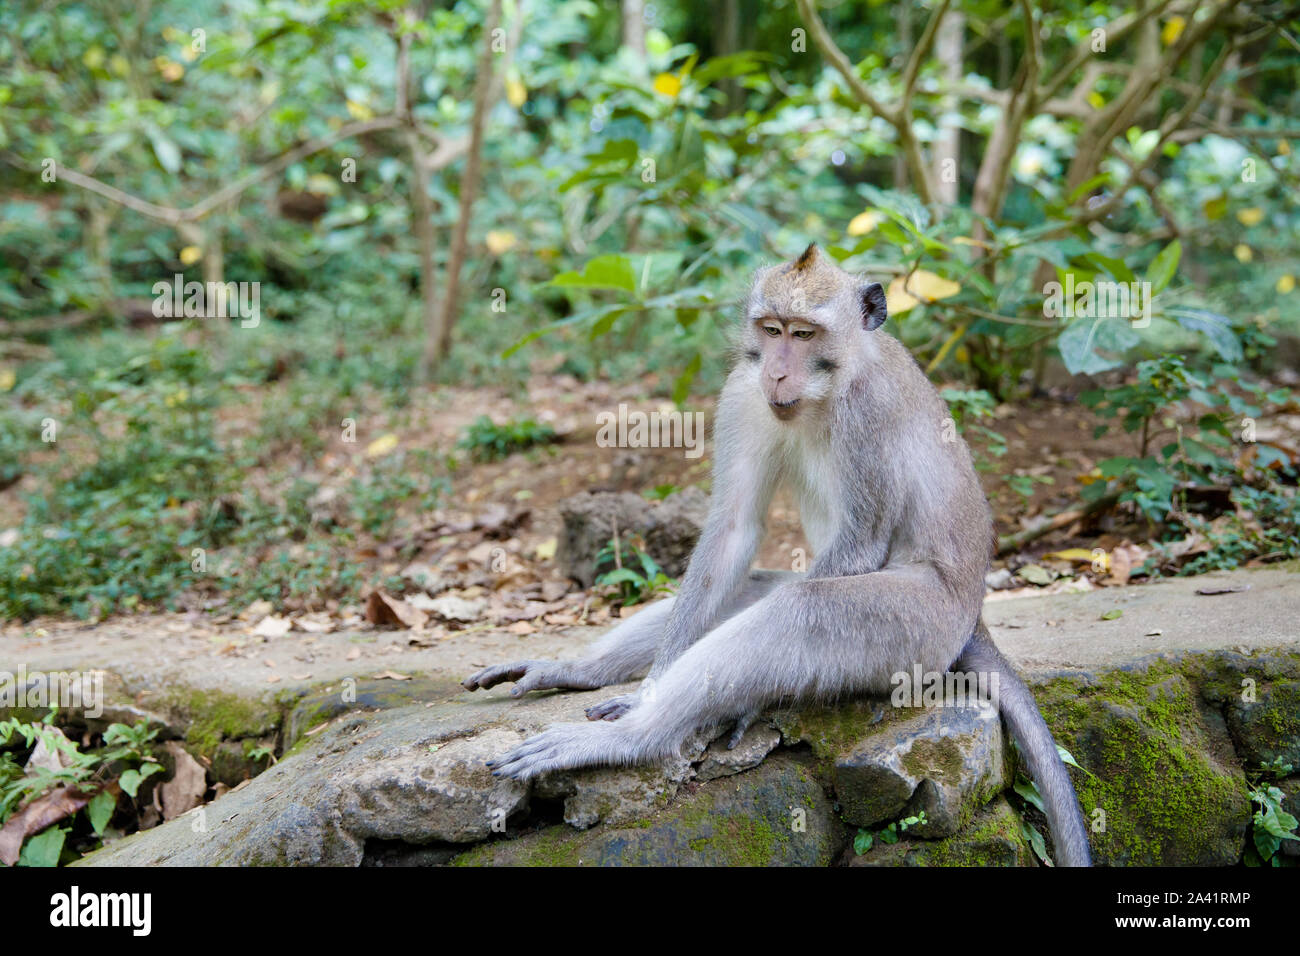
[463, 244, 1092, 866]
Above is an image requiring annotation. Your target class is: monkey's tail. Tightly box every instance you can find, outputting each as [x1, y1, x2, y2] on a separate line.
[958, 619, 1092, 867]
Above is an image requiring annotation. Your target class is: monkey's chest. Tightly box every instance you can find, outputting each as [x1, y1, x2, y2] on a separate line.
[786, 443, 841, 555]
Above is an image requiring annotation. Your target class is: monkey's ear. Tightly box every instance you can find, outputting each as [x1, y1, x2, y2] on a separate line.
[859, 282, 887, 331]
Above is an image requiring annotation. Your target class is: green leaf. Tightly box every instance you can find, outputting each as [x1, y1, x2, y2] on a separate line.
[1100, 608, 1123, 620]
[1164, 308, 1243, 363]
[548, 255, 637, 293]
[17, 826, 66, 867]
[149, 133, 182, 174]
[1014, 778, 1045, 813]
[853, 829, 873, 854]
[672, 353, 701, 405]
[1146, 240, 1181, 295]
[119, 768, 143, 797]
[87, 788, 116, 834]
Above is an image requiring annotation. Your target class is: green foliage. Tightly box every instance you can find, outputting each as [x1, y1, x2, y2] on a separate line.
[853, 810, 928, 854]
[594, 534, 676, 606]
[1080, 356, 1295, 550]
[1244, 761, 1299, 867]
[0, 711, 162, 865]
[457, 415, 558, 462]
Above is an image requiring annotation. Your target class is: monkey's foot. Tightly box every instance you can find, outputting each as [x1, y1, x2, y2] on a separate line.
[488, 722, 626, 781]
[726, 710, 761, 749]
[585, 694, 635, 721]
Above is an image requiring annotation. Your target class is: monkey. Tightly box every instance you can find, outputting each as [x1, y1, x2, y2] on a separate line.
[462, 243, 1092, 866]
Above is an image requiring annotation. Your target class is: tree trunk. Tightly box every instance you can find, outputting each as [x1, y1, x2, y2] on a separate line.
[933, 10, 963, 205]
[419, 0, 503, 377]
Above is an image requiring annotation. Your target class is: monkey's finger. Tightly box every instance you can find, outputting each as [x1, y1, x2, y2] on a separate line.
[509, 668, 557, 698]
[461, 662, 530, 691]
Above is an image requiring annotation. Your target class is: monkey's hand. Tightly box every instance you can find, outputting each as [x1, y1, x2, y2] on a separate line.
[584, 694, 636, 721]
[488, 722, 630, 781]
[461, 660, 594, 698]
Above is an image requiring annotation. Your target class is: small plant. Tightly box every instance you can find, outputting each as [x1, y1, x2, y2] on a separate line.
[457, 415, 557, 462]
[853, 811, 928, 854]
[1244, 760, 1299, 867]
[594, 533, 676, 606]
[643, 484, 681, 501]
[1081, 355, 1295, 547]
[941, 387, 1008, 465]
[0, 711, 163, 866]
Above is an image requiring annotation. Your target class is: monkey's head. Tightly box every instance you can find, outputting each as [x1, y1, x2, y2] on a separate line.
[741, 243, 887, 421]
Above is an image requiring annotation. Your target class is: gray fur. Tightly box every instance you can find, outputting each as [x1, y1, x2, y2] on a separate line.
[463, 246, 1091, 866]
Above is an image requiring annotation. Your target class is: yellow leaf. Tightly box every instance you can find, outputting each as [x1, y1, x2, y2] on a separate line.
[506, 77, 527, 109]
[179, 246, 202, 265]
[886, 276, 920, 314]
[1077, 468, 1104, 485]
[1280, 141, 1292, 156]
[345, 98, 373, 121]
[1161, 16, 1185, 46]
[1234, 244, 1253, 263]
[534, 537, 558, 561]
[952, 236, 991, 248]
[1236, 207, 1264, 227]
[156, 58, 184, 82]
[1043, 549, 1097, 563]
[1278, 274, 1296, 294]
[847, 210, 883, 236]
[652, 73, 681, 98]
[110, 54, 130, 76]
[83, 46, 105, 69]
[366, 433, 399, 458]
[305, 173, 339, 196]
[180, 45, 199, 63]
[1086, 90, 1106, 110]
[485, 230, 517, 254]
[0, 368, 15, 392]
[1203, 196, 1227, 220]
[902, 269, 961, 303]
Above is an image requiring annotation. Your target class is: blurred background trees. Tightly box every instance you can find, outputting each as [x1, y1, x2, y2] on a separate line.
[1, 0, 1298, 620]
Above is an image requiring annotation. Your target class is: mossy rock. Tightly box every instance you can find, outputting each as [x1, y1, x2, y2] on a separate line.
[283, 676, 463, 750]
[1033, 662, 1250, 865]
[451, 753, 842, 866]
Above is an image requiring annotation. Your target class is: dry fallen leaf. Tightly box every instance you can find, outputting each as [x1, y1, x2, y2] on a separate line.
[346, 647, 362, 661]
[365, 590, 428, 629]
[374, 670, 412, 681]
[159, 742, 208, 820]
[0, 784, 101, 865]
[251, 615, 292, 638]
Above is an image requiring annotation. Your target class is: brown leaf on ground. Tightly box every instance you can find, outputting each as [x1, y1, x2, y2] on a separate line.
[365, 590, 428, 629]
[0, 784, 99, 865]
[373, 670, 412, 680]
[159, 741, 208, 820]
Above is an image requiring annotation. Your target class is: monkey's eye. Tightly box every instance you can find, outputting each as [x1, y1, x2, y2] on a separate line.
[762, 324, 781, 337]
[792, 329, 815, 341]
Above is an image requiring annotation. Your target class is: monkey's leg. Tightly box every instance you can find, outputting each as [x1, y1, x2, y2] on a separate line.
[583, 569, 800, 722]
[490, 567, 969, 780]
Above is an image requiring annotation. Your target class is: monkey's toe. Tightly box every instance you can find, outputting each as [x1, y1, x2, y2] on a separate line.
[585, 695, 633, 721]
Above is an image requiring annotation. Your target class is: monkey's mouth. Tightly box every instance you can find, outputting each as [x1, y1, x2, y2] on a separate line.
[769, 399, 801, 421]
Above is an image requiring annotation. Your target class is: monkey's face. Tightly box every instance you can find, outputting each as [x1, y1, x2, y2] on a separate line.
[753, 318, 831, 421]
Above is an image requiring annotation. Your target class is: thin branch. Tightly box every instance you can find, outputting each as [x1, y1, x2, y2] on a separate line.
[42, 116, 402, 227]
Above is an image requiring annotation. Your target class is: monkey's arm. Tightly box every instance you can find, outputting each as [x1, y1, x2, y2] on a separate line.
[645, 435, 778, 679]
